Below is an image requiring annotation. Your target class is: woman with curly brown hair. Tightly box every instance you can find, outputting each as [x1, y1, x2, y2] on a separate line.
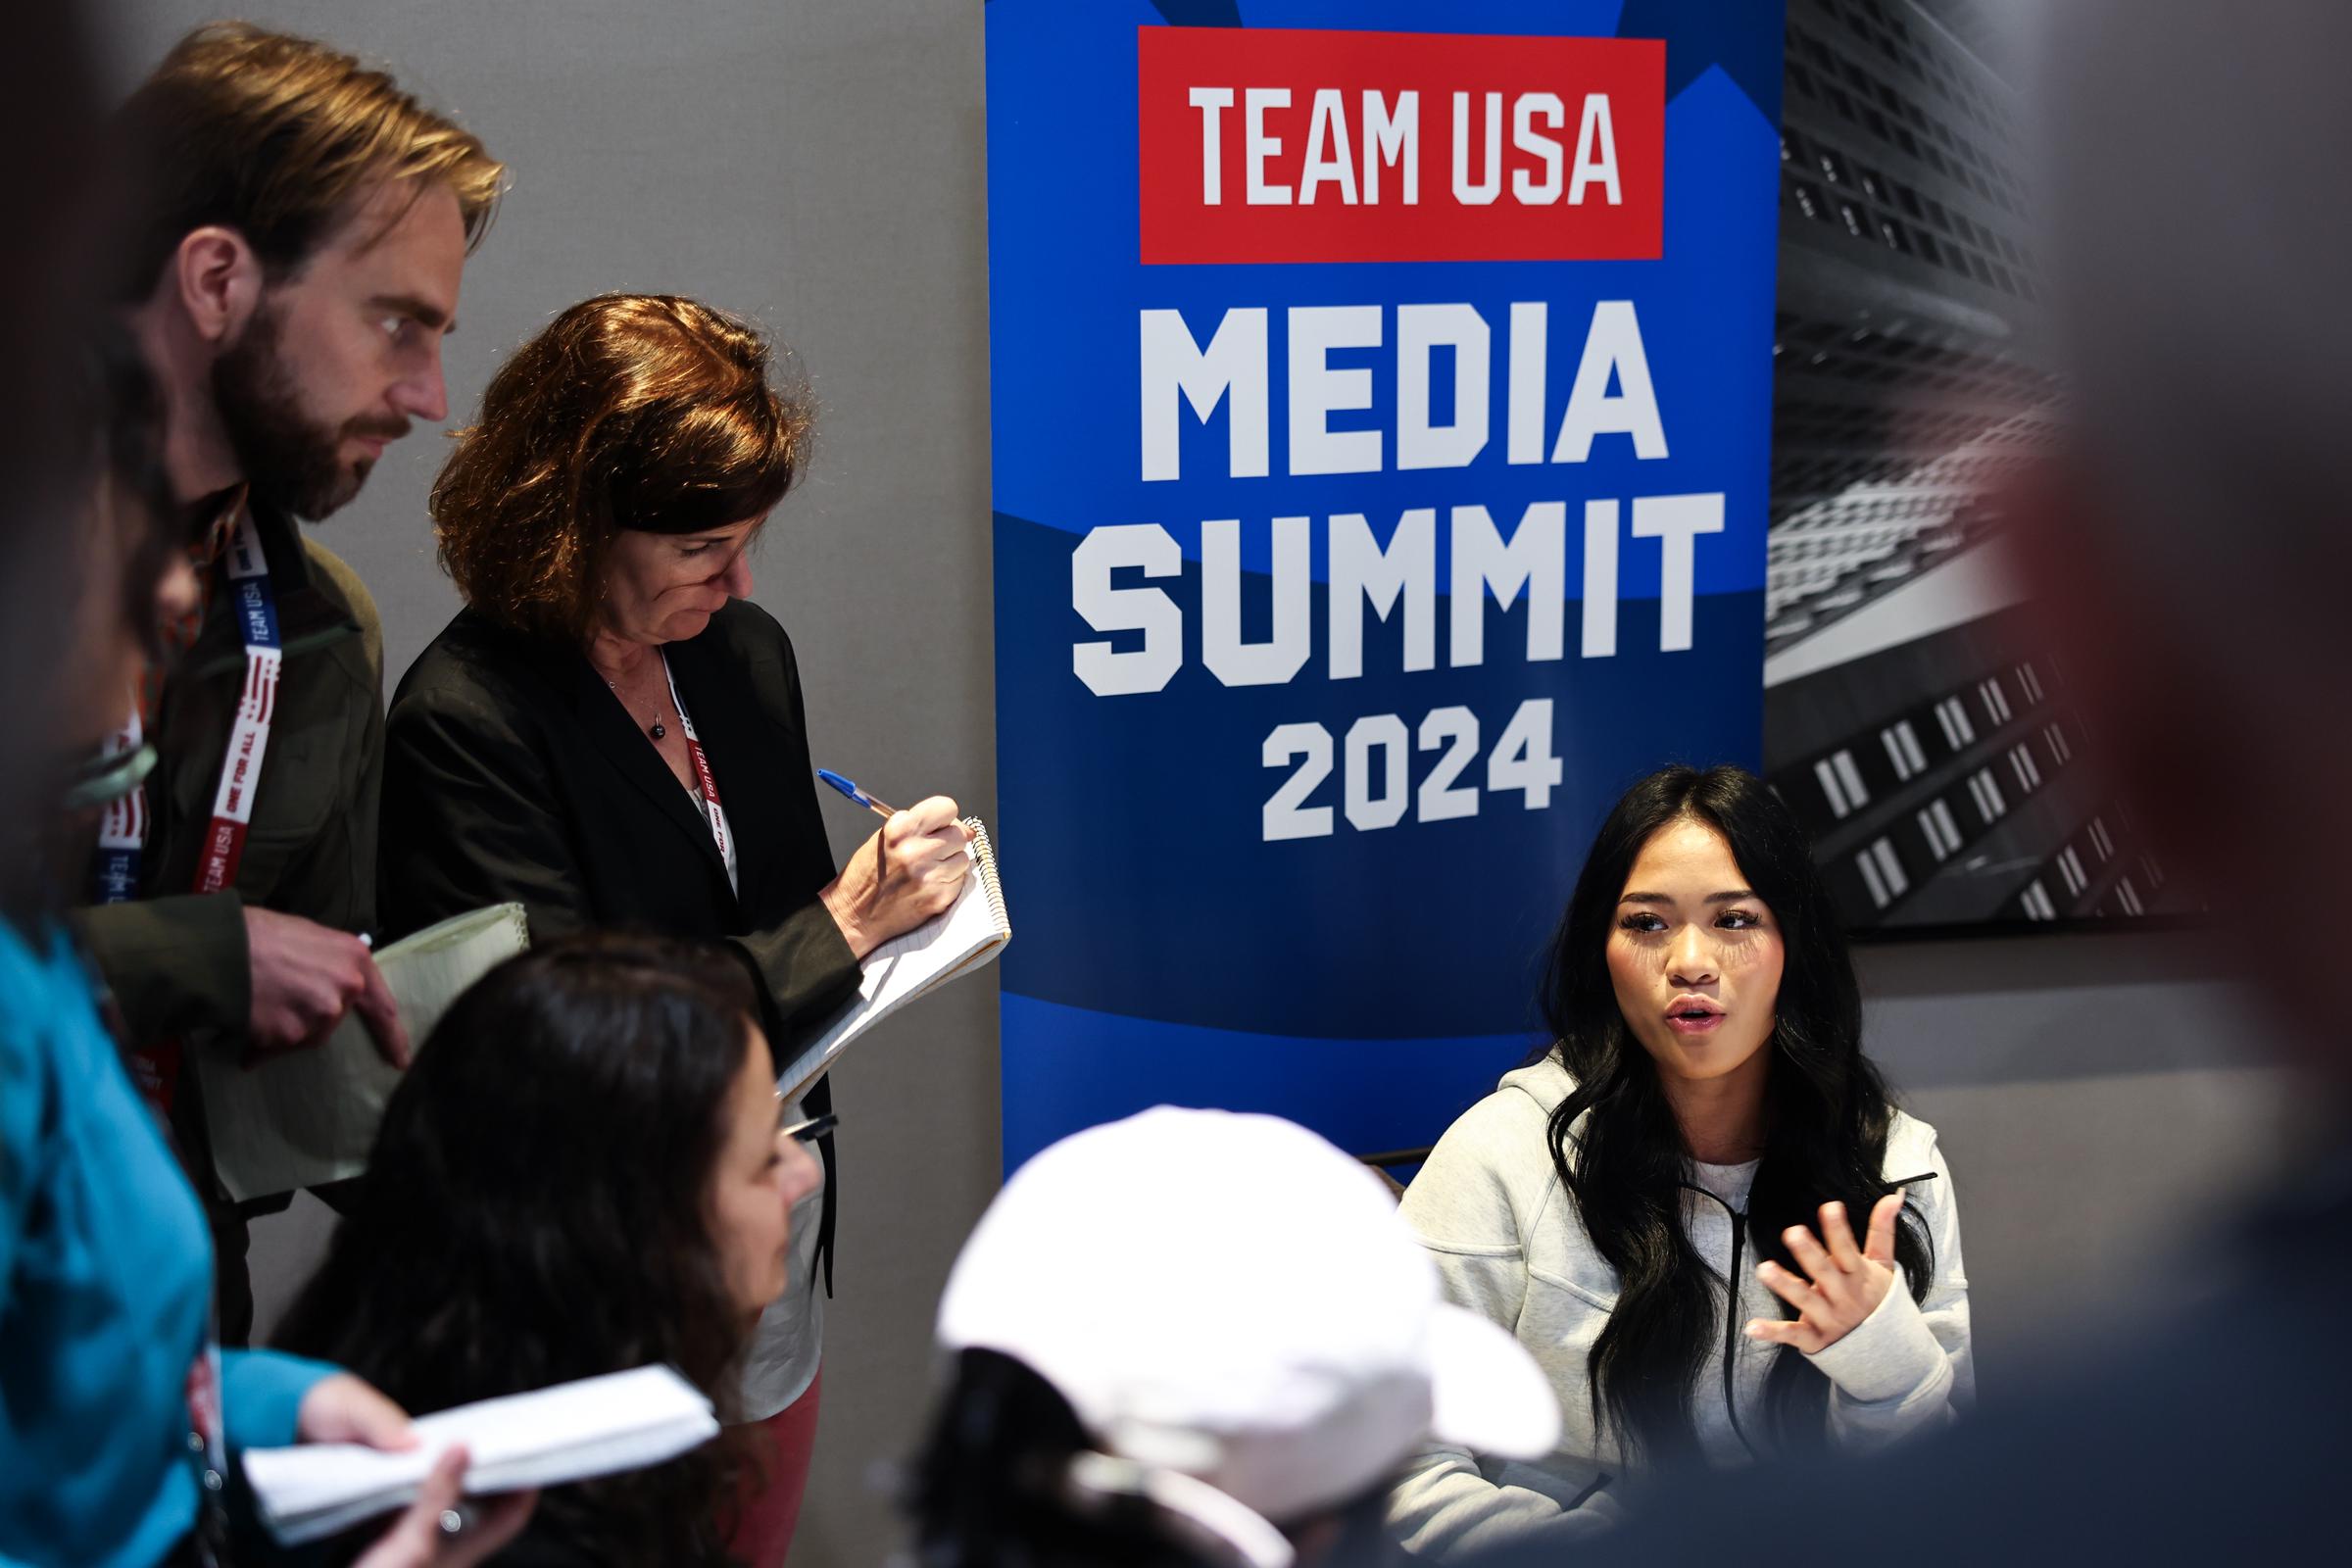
[378, 293, 971, 1563]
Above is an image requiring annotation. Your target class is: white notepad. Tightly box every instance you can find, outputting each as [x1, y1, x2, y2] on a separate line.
[196, 903, 530, 1201]
[777, 819, 1009, 1102]
[243, 1364, 718, 1544]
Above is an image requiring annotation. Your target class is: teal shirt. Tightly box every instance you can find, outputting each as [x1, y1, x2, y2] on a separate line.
[0, 923, 333, 1567]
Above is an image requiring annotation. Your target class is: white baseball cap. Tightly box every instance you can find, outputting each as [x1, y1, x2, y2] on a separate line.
[935, 1106, 1560, 1553]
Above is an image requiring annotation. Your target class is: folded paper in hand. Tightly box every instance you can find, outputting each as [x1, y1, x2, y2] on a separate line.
[244, 1364, 718, 1544]
[777, 818, 1009, 1102]
[196, 903, 529, 1201]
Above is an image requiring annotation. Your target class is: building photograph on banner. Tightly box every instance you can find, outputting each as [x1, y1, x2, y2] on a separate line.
[1759, 0, 2197, 934]
[987, 0, 1784, 1169]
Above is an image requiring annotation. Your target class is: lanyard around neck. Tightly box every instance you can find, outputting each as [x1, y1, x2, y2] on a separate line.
[92, 507, 283, 1119]
[662, 651, 738, 895]
[91, 507, 284, 905]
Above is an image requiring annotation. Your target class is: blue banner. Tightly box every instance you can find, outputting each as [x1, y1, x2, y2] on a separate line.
[988, 0, 1782, 1170]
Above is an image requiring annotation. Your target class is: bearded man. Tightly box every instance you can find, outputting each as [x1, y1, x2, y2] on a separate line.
[94, 22, 504, 1341]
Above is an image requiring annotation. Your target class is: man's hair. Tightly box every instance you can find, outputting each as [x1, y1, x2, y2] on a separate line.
[432, 293, 810, 642]
[116, 21, 504, 298]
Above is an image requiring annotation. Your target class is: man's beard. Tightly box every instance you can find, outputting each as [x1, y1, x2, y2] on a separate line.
[211, 303, 408, 521]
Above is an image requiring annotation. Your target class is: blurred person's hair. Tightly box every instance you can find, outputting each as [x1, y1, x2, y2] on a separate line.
[4, 323, 177, 929]
[1538, 764, 1931, 1465]
[909, 1348, 1395, 1568]
[92, 323, 182, 662]
[114, 21, 503, 300]
[1, 0, 107, 928]
[273, 932, 763, 1567]
[431, 293, 810, 642]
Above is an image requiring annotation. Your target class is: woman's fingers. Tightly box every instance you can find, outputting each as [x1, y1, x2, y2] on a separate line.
[1754, 1204, 1905, 1354]
[1819, 1200, 1865, 1273]
[1744, 1316, 1821, 1351]
[897, 795, 962, 836]
[351, 1448, 538, 1568]
[443, 1489, 538, 1568]
[1781, 1223, 1838, 1286]
[297, 1373, 417, 1450]
[1754, 1258, 1819, 1315]
[905, 834, 966, 878]
[913, 834, 972, 883]
[849, 799, 975, 939]
[888, 813, 966, 863]
[915, 830, 970, 864]
[1864, 1192, 1904, 1266]
[352, 1446, 467, 1568]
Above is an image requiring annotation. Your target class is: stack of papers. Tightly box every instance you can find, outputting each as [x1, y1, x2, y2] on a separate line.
[243, 1364, 718, 1544]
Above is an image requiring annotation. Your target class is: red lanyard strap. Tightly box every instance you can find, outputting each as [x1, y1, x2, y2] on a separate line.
[193, 514, 287, 893]
[95, 509, 284, 1114]
[663, 653, 738, 894]
[92, 509, 285, 906]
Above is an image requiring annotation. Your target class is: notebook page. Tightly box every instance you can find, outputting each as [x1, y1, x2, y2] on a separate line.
[200, 904, 528, 1200]
[776, 821, 1008, 1098]
[858, 845, 1000, 1008]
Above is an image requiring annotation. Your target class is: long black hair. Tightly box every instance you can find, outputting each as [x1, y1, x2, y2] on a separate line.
[1539, 764, 1930, 1466]
[909, 1349, 1203, 1568]
[275, 932, 763, 1566]
[906, 1349, 1396, 1568]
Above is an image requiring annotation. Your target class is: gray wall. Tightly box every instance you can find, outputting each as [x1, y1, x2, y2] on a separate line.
[105, 5, 2286, 1563]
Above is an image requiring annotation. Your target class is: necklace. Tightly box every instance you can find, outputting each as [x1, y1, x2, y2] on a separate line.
[603, 675, 667, 740]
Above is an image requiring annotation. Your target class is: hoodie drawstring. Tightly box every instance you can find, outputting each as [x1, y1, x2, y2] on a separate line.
[1678, 1181, 1760, 1461]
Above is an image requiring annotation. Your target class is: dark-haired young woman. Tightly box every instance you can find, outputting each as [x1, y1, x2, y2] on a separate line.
[274, 932, 824, 1566]
[1388, 765, 1971, 1559]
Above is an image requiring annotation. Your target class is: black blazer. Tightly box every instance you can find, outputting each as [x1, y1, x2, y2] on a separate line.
[380, 600, 862, 1274]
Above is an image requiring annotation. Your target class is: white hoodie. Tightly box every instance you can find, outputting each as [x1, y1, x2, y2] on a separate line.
[1387, 1054, 1973, 1560]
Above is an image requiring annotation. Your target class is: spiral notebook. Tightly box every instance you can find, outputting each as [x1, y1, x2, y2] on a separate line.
[778, 819, 1008, 1102]
[195, 903, 530, 1201]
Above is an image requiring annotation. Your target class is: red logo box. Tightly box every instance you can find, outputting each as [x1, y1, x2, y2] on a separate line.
[1139, 26, 1663, 266]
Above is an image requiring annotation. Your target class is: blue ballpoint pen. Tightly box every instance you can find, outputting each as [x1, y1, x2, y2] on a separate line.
[817, 768, 898, 819]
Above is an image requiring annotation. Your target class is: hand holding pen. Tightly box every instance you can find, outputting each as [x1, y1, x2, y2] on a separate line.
[813, 769, 973, 958]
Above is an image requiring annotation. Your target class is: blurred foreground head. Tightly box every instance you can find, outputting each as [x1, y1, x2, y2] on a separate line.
[2029, 1, 2352, 1085]
[0, 0, 106, 918]
[914, 1107, 1559, 1567]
